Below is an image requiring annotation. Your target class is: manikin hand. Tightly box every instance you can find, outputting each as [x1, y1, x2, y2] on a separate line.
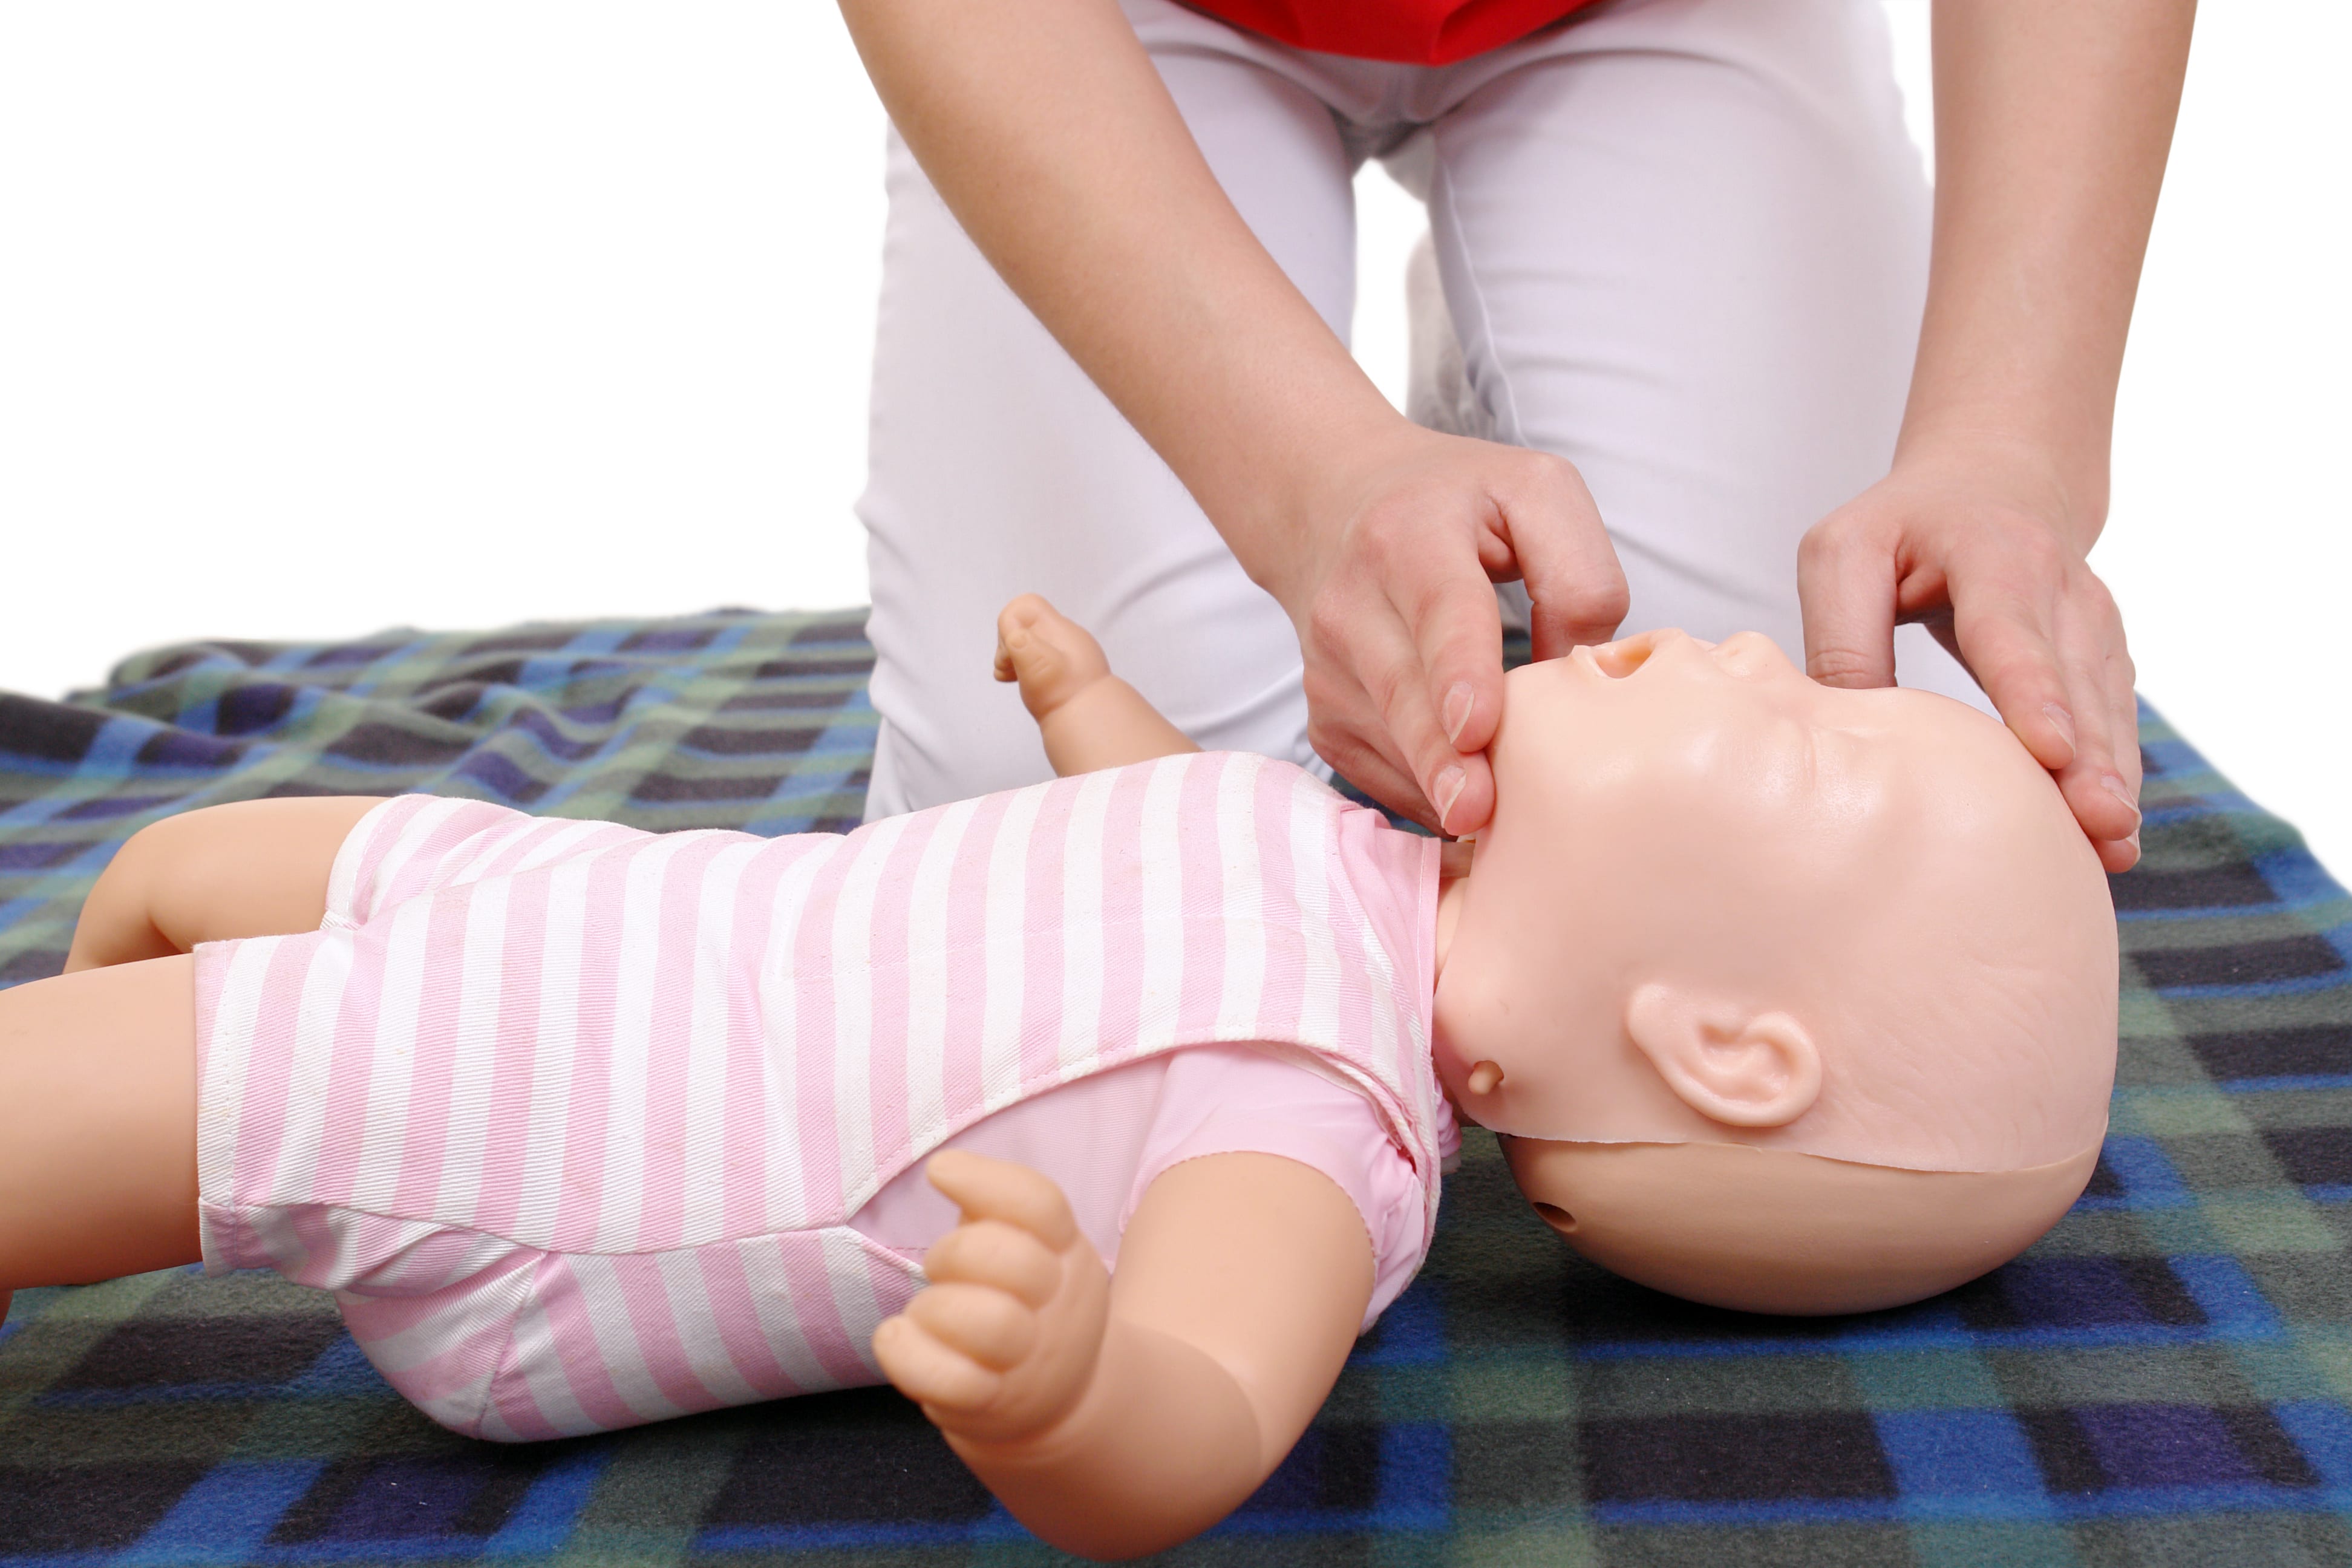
[993, 595, 1113, 723]
[872, 1142, 1367, 1555]
[1798, 439, 2141, 872]
[995, 594, 1199, 776]
[872, 1150, 1112, 1451]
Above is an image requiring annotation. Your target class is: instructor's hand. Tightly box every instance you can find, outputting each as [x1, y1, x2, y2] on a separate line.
[1264, 426, 1628, 835]
[1798, 437, 2141, 873]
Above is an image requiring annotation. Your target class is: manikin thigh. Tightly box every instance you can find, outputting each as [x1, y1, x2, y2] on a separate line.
[1422, 0, 1987, 711]
[0, 956, 200, 1286]
[858, 41, 1359, 818]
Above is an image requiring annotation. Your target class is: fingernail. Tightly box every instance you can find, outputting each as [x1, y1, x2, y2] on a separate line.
[1434, 765, 1466, 832]
[2101, 773, 2141, 826]
[1442, 682, 1476, 746]
[2042, 703, 2077, 760]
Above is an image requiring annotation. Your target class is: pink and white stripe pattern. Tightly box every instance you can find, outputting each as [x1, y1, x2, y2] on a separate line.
[192, 751, 1443, 1440]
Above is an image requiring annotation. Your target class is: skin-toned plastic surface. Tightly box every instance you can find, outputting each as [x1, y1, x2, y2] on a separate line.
[1433, 628, 2117, 1175]
[0, 596, 2118, 1559]
[1429, 627, 2115, 1316]
[872, 1147, 1370, 1558]
[0, 797, 385, 1332]
[993, 592, 1201, 774]
[1500, 1138, 2103, 1315]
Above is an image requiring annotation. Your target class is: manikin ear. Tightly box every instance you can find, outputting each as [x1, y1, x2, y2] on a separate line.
[1623, 982, 1823, 1129]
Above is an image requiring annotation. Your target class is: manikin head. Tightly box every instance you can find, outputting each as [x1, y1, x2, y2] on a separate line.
[1434, 630, 2118, 1314]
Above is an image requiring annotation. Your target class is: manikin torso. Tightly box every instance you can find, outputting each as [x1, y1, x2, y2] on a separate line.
[186, 750, 1449, 1439]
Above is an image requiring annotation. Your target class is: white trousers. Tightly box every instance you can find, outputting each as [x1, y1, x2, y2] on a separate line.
[859, 0, 1982, 819]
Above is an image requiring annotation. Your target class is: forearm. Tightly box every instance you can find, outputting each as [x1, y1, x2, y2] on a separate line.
[947, 1318, 1268, 1560]
[1909, 0, 2194, 538]
[835, 0, 1402, 593]
[1036, 678, 1200, 776]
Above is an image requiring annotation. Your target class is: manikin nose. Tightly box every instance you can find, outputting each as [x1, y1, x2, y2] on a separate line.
[1711, 631, 1797, 679]
[1583, 627, 1795, 682]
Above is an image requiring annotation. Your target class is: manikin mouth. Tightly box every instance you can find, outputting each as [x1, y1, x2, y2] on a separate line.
[1532, 1202, 1578, 1234]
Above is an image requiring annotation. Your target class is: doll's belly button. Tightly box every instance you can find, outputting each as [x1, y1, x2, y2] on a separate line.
[1533, 1203, 1578, 1233]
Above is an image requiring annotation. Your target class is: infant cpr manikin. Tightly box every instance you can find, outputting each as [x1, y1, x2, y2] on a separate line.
[0, 602, 2118, 1561]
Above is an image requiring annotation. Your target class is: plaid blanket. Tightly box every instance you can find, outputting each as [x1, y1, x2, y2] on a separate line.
[3, 611, 2349, 1566]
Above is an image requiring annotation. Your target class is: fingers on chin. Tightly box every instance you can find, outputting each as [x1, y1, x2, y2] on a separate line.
[1312, 734, 1432, 826]
[1432, 756, 1494, 838]
[1302, 690, 1493, 834]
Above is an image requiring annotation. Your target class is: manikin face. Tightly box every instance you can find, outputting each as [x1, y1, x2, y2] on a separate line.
[1432, 629, 2117, 1177]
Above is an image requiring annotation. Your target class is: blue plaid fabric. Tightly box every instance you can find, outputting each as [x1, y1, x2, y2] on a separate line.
[2, 610, 2349, 1566]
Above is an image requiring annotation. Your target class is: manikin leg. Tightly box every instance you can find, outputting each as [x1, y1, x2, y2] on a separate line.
[2, 797, 379, 1322]
[64, 797, 381, 972]
[0, 958, 201, 1316]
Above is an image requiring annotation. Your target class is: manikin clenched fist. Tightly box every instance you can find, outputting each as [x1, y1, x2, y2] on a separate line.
[872, 1151, 1113, 1449]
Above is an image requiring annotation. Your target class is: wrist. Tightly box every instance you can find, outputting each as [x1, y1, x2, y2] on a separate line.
[1889, 418, 2109, 553]
[1212, 395, 1419, 607]
[943, 1321, 1263, 1559]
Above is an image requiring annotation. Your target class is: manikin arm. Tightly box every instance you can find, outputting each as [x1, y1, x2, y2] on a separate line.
[995, 594, 1200, 776]
[935, 599, 1368, 1553]
[874, 1150, 1373, 1560]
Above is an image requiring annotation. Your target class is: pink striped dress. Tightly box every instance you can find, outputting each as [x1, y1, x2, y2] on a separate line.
[192, 751, 1445, 1441]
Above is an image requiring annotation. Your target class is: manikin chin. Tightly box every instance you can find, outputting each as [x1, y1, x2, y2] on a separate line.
[1432, 629, 2118, 1315]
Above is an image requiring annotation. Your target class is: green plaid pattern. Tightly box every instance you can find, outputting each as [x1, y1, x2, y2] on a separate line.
[0, 612, 875, 988]
[2, 610, 2348, 1566]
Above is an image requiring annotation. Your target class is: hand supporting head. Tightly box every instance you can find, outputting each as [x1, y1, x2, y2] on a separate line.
[1434, 630, 2118, 1313]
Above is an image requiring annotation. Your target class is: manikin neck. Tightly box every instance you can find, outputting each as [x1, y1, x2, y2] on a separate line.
[1434, 837, 1474, 985]
[1430, 840, 1477, 1118]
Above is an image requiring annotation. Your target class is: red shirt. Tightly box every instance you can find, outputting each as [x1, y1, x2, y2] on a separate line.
[1183, 0, 1604, 65]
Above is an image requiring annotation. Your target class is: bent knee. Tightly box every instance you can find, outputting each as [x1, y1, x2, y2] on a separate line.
[96, 799, 382, 959]
[65, 821, 180, 970]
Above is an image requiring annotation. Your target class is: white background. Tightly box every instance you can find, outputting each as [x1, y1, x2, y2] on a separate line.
[2, 3, 2345, 874]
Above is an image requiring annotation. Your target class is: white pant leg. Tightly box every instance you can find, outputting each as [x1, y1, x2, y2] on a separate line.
[857, 8, 1364, 818]
[1416, 0, 1988, 708]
